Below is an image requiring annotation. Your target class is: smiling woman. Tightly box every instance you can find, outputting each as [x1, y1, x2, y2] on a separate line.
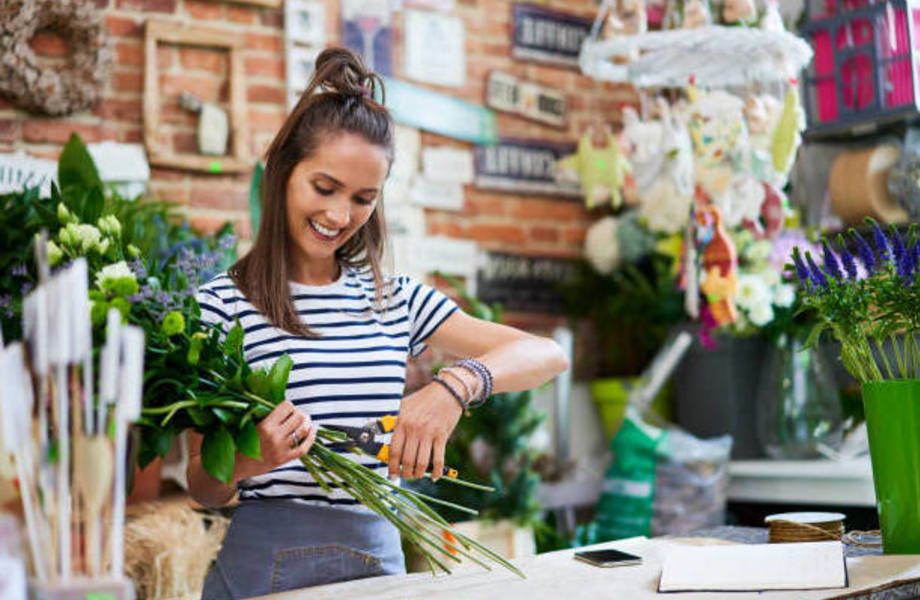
[188, 46, 569, 598]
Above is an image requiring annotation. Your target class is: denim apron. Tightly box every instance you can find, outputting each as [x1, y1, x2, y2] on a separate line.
[201, 500, 405, 598]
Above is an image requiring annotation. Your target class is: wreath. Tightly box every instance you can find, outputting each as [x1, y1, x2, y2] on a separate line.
[0, 0, 113, 116]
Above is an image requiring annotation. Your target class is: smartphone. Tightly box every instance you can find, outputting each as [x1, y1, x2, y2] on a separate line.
[574, 548, 643, 568]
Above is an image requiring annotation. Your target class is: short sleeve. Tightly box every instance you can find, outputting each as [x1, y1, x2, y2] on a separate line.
[399, 276, 460, 357]
[196, 278, 233, 334]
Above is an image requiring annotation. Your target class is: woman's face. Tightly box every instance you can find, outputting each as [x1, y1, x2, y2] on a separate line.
[285, 132, 389, 275]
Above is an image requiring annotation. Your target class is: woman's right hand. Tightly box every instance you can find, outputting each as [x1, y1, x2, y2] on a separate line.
[234, 400, 317, 482]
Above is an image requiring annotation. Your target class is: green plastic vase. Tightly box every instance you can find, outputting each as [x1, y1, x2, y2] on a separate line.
[863, 379, 920, 553]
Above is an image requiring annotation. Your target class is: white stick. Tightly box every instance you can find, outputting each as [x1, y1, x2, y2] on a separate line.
[111, 325, 144, 577]
[50, 270, 72, 580]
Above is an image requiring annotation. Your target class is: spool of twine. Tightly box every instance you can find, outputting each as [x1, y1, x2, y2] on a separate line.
[765, 512, 882, 547]
[828, 144, 907, 225]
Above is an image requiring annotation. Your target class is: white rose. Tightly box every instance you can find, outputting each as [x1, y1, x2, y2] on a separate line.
[773, 283, 796, 308]
[735, 273, 770, 310]
[584, 216, 621, 275]
[95, 261, 135, 287]
[749, 302, 775, 327]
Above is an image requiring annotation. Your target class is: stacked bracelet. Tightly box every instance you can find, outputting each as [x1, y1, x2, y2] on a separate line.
[438, 367, 476, 404]
[431, 376, 468, 413]
[453, 358, 493, 408]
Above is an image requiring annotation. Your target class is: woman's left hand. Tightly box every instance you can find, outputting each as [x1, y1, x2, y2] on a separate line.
[388, 382, 463, 481]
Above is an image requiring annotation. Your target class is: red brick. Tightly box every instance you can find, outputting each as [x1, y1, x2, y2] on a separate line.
[115, 0, 176, 12]
[95, 0, 110, 8]
[187, 214, 232, 235]
[93, 98, 142, 121]
[260, 9, 284, 28]
[530, 226, 560, 243]
[113, 71, 142, 94]
[227, 5, 256, 24]
[245, 57, 285, 80]
[426, 221, 466, 238]
[116, 41, 143, 67]
[106, 15, 141, 36]
[22, 120, 117, 145]
[466, 223, 526, 244]
[29, 32, 69, 57]
[150, 167, 187, 182]
[157, 46, 175, 70]
[509, 198, 586, 221]
[247, 110, 285, 134]
[465, 193, 506, 217]
[172, 131, 198, 154]
[148, 181, 189, 204]
[120, 127, 143, 143]
[160, 74, 227, 103]
[190, 183, 247, 211]
[244, 32, 283, 53]
[0, 120, 19, 144]
[247, 84, 285, 104]
[184, 0, 224, 20]
[562, 226, 587, 244]
[179, 47, 227, 74]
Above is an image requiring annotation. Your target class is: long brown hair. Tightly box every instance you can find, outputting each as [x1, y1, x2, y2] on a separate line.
[230, 47, 394, 337]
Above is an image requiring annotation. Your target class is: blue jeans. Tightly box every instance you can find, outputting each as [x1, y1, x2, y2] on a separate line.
[201, 500, 405, 599]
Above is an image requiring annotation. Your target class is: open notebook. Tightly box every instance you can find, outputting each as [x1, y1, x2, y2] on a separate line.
[659, 541, 848, 592]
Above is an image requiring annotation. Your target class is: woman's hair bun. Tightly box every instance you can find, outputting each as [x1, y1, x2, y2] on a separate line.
[312, 47, 377, 100]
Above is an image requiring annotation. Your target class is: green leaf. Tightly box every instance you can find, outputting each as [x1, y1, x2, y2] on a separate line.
[58, 133, 102, 193]
[267, 354, 294, 405]
[245, 368, 271, 399]
[212, 407, 238, 426]
[235, 422, 261, 460]
[223, 321, 244, 357]
[188, 406, 214, 427]
[83, 185, 105, 225]
[201, 425, 236, 484]
[803, 322, 827, 349]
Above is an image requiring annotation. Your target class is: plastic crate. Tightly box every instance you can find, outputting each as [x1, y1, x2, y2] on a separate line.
[802, 0, 920, 135]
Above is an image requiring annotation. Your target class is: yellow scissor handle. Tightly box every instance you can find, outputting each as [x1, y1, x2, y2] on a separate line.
[377, 445, 390, 462]
[378, 414, 398, 433]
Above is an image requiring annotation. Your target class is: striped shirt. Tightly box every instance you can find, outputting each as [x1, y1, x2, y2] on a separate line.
[195, 266, 459, 509]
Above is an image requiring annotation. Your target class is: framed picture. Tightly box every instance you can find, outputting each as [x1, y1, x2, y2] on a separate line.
[143, 20, 250, 174]
[285, 0, 325, 47]
[285, 44, 319, 110]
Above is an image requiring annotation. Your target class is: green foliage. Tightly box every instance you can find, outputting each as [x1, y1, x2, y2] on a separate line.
[408, 274, 546, 528]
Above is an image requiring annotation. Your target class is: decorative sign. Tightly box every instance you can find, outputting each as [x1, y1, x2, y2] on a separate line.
[477, 252, 579, 313]
[383, 78, 497, 144]
[0, 151, 56, 197]
[474, 138, 579, 197]
[511, 3, 592, 68]
[342, 0, 393, 76]
[404, 10, 465, 87]
[421, 146, 473, 184]
[285, 44, 319, 110]
[486, 70, 567, 128]
[410, 178, 464, 210]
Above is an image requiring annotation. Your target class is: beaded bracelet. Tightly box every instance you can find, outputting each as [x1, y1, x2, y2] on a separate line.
[438, 367, 477, 406]
[431, 375, 468, 413]
[453, 358, 493, 408]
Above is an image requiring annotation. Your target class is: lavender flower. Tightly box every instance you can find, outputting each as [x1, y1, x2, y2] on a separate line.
[871, 221, 892, 264]
[20, 281, 33, 295]
[822, 240, 843, 280]
[837, 235, 858, 280]
[805, 251, 829, 288]
[892, 228, 912, 282]
[11, 264, 27, 278]
[851, 230, 877, 273]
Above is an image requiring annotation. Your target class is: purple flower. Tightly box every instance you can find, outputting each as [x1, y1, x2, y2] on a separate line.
[11, 264, 27, 278]
[0, 295, 11, 309]
[822, 240, 843, 280]
[851, 230, 877, 273]
[130, 258, 148, 281]
[892, 228, 912, 282]
[792, 248, 811, 287]
[805, 251, 829, 288]
[836, 235, 858, 280]
[871, 221, 892, 264]
[20, 281, 33, 295]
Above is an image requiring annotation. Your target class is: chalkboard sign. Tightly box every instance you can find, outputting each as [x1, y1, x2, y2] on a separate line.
[473, 138, 579, 197]
[477, 252, 579, 314]
[512, 3, 593, 68]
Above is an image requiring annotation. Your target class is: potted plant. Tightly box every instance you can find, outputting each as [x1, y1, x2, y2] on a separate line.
[793, 220, 920, 553]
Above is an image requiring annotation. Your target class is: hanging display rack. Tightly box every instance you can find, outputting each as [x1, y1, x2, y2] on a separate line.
[580, 6, 813, 89]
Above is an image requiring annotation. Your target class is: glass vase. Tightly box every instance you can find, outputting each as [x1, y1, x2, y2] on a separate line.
[756, 335, 843, 459]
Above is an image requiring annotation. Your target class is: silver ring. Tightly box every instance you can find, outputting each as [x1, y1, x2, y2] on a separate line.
[289, 431, 300, 449]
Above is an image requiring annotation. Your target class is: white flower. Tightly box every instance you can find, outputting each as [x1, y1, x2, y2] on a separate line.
[584, 216, 621, 275]
[95, 261, 135, 287]
[773, 283, 796, 308]
[760, 267, 781, 288]
[749, 302, 775, 327]
[744, 240, 773, 265]
[97, 215, 122, 238]
[735, 273, 770, 310]
[638, 181, 692, 234]
[60, 223, 102, 254]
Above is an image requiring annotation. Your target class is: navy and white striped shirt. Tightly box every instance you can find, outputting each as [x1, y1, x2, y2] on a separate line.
[196, 266, 459, 509]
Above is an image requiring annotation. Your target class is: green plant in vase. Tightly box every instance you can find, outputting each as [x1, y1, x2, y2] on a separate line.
[793, 220, 920, 553]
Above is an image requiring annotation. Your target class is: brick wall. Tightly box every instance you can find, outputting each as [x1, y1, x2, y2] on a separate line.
[2, 0, 635, 326]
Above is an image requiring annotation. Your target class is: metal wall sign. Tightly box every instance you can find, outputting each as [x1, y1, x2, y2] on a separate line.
[473, 138, 580, 197]
[477, 251, 579, 314]
[511, 3, 593, 68]
[486, 70, 567, 128]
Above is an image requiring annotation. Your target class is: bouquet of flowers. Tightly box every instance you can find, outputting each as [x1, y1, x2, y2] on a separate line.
[2, 135, 522, 577]
[792, 220, 920, 383]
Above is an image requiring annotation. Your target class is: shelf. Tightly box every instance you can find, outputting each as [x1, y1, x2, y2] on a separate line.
[580, 26, 814, 88]
[728, 458, 876, 507]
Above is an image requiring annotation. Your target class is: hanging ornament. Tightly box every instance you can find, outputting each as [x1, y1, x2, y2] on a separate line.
[557, 128, 632, 209]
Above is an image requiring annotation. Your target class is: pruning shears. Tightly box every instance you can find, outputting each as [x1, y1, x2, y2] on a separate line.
[325, 415, 459, 479]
